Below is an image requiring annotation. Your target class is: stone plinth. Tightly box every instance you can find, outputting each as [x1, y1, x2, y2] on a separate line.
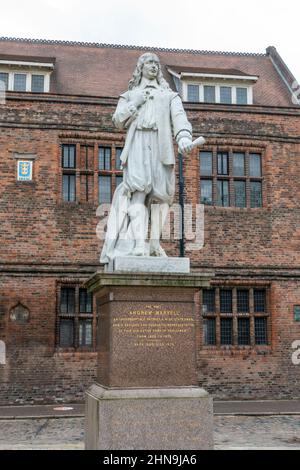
[85, 385, 213, 450]
[85, 272, 212, 388]
[106, 256, 190, 274]
[84, 270, 214, 450]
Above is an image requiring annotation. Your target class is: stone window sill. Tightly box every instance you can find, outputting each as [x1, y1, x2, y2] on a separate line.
[54, 350, 97, 359]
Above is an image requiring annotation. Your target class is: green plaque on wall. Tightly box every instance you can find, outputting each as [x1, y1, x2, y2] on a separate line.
[294, 306, 300, 322]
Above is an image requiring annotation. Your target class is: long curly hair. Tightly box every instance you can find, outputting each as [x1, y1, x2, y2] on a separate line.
[128, 52, 170, 90]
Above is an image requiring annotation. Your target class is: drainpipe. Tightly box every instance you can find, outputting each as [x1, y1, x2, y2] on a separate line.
[178, 152, 185, 258]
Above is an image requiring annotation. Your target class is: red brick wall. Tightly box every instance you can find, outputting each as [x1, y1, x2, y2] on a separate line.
[1, 95, 300, 403]
[0, 276, 97, 405]
[195, 281, 300, 399]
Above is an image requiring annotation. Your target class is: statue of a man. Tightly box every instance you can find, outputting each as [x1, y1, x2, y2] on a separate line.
[100, 52, 193, 264]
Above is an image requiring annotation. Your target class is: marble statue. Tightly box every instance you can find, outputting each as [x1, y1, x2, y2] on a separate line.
[100, 52, 203, 264]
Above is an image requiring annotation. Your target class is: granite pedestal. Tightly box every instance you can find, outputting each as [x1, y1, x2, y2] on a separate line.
[84, 263, 214, 450]
[85, 385, 213, 450]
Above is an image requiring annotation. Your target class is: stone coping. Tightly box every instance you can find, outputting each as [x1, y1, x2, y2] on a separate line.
[87, 384, 210, 400]
[85, 271, 214, 292]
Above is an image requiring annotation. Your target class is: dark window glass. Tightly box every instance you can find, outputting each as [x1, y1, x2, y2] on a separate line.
[236, 87, 248, 105]
[249, 153, 262, 177]
[234, 180, 246, 208]
[62, 145, 76, 168]
[79, 289, 92, 313]
[59, 320, 74, 347]
[200, 179, 212, 205]
[116, 147, 123, 170]
[220, 86, 232, 104]
[79, 320, 93, 347]
[233, 153, 245, 176]
[220, 289, 232, 313]
[204, 318, 216, 345]
[217, 180, 229, 207]
[202, 289, 215, 314]
[99, 147, 111, 170]
[13, 73, 26, 91]
[250, 181, 262, 208]
[200, 151, 213, 176]
[204, 86, 216, 103]
[31, 74, 45, 92]
[116, 175, 123, 188]
[60, 287, 75, 314]
[255, 317, 268, 345]
[63, 174, 76, 202]
[99, 175, 111, 203]
[221, 318, 233, 345]
[254, 289, 266, 313]
[217, 152, 229, 175]
[238, 318, 250, 345]
[187, 84, 199, 102]
[237, 289, 249, 313]
[0, 72, 9, 90]
[173, 76, 182, 95]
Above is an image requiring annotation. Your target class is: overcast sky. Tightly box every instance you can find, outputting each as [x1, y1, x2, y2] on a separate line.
[0, 0, 299, 81]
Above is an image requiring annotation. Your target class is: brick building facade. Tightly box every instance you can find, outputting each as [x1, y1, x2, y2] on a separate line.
[0, 37, 300, 404]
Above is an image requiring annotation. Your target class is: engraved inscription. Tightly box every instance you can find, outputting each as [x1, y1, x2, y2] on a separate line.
[113, 304, 194, 348]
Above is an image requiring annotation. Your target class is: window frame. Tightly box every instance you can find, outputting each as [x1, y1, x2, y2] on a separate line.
[200, 286, 270, 349]
[56, 283, 96, 351]
[199, 147, 264, 208]
[98, 144, 123, 204]
[0, 67, 51, 92]
[31, 74, 45, 93]
[0, 72, 9, 90]
[60, 142, 124, 204]
[183, 81, 253, 105]
[62, 144, 77, 202]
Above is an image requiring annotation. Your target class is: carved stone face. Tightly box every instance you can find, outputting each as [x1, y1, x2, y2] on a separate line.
[142, 56, 159, 80]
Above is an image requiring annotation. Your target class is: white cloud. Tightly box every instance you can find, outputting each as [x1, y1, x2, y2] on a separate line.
[0, 0, 299, 80]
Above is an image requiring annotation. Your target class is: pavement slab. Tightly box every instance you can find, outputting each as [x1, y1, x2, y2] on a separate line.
[0, 415, 300, 450]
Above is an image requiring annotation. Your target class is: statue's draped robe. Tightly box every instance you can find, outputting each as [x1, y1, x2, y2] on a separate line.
[100, 82, 192, 264]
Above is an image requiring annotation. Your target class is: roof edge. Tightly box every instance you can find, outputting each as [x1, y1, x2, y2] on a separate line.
[0, 36, 267, 57]
[266, 46, 298, 102]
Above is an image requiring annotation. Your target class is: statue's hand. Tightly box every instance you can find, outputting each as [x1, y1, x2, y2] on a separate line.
[131, 90, 147, 108]
[178, 137, 193, 155]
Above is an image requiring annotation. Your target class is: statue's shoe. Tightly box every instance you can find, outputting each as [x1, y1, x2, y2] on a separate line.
[132, 245, 146, 256]
[149, 243, 167, 257]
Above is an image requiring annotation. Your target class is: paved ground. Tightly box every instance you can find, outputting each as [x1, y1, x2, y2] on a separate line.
[215, 400, 300, 416]
[0, 415, 300, 450]
[1, 400, 300, 419]
[215, 415, 300, 450]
